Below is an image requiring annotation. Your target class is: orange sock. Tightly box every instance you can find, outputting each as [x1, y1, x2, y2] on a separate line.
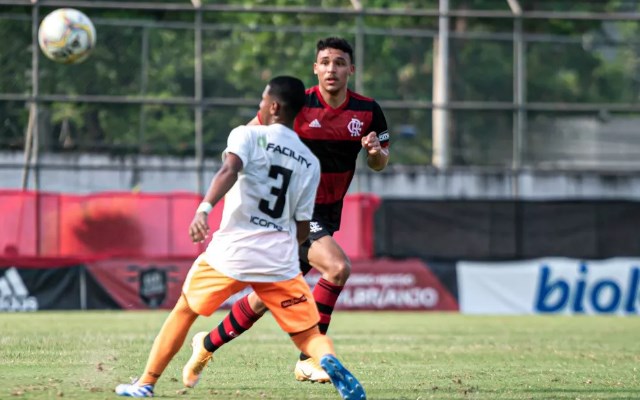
[290, 326, 335, 360]
[138, 295, 198, 385]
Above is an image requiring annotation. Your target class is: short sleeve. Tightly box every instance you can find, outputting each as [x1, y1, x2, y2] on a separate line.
[295, 162, 320, 222]
[223, 126, 253, 167]
[371, 101, 390, 148]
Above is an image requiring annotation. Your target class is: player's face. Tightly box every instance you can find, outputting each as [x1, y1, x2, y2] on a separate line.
[258, 85, 273, 124]
[314, 48, 354, 95]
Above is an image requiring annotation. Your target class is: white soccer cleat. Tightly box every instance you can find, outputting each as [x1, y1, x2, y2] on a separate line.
[294, 358, 331, 383]
[182, 331, 213, 388]
[115, 380, 154, 398]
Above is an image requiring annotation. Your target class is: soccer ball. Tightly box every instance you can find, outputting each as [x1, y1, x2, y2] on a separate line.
[38, 8, 96, 64]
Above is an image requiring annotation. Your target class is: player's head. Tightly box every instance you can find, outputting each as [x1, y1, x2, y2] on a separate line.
[259, 75, 306, 126]
[316, 37, 354, 64]
[314, 37, 355, 95]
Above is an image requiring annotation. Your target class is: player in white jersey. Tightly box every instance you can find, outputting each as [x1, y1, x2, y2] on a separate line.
[115, 76, 366, 400]
[203, 122, 320, 282]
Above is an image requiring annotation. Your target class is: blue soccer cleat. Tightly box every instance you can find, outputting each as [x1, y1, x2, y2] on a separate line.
[115, 380, 154, 397]
[320, 354, 366, 400]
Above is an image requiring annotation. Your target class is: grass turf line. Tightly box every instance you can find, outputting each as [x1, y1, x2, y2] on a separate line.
[1, 311, 639, 399]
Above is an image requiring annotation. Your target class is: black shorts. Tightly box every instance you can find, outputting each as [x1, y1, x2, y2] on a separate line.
[299, 213, 340, 276]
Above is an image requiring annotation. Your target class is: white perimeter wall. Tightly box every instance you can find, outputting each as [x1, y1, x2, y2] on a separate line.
[3, 151, 640, 199]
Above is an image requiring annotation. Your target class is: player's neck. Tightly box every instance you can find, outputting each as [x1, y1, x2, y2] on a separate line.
[319, 86, 348, 109]
[265, 116, 293, 130]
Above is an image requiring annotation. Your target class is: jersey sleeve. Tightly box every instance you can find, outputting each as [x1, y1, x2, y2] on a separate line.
[295, 161, 320, 222]
[371, 101, 390, 148]
[223, 126, 253, 167]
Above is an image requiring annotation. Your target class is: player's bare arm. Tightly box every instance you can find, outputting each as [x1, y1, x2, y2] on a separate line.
[362, 131, 389, 171]
[296, 220, 311, 245]
[189, 152, 243, 243]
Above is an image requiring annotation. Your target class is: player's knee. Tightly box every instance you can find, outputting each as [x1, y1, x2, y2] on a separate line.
[325, 259, 351, 285]
[254, 302, 268, 315]
[248, 292, 268, 315]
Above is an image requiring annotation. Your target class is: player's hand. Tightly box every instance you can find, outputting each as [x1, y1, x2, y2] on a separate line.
[361, 131, 381, 156]
[189, 212, 210, 243]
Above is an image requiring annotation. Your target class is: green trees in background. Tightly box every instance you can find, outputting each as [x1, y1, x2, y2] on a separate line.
[1, 0, 639, 165]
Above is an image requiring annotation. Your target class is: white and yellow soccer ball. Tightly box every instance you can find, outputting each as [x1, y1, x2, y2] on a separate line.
[38, 8, 96, 64]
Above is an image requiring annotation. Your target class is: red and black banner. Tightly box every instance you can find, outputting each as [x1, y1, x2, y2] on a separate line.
[308, 258, 457, 311]
[86, 259, 192, 310]
[1, 258, 458, 312]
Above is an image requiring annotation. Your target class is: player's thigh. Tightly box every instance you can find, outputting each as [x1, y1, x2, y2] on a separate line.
[183, 255, 248, 316]
[307, 234, 350, 275]
[252, 275, 320, 333]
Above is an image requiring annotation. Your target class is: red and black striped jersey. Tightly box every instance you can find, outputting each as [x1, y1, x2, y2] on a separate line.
[259, 85, 389, 229]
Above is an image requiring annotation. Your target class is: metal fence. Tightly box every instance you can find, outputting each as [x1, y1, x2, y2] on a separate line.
[2, 0, 640, 193]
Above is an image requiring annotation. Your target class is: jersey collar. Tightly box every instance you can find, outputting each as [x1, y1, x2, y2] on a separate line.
[312, 85, 351, 112]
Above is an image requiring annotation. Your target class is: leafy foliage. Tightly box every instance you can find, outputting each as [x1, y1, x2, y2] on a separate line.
[2, 1, 640, 166]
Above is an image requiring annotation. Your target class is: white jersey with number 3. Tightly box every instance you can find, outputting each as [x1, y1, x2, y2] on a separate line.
[204, 123, 320, 282]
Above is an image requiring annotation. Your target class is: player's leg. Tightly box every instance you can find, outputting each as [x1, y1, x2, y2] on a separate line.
[303, 233, 351, 335]
[200, 291, 266, 355]
[291, 327, 366, 399]
[188, 245, 319, 359]
[180, 258, 249, 388]
[295, 229, 351, 381]
[254, 276, 365, 400]
[194, 223, 350, 382]
[116, 294, 198, 397]
[117, 255, 242, 397]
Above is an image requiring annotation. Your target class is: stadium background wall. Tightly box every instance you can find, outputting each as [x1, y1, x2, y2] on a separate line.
[2, 191, 639, 313]
[376, 199, 640, 260]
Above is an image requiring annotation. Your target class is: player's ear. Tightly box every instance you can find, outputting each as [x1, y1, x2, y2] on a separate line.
[271, 101, 281, 116]
[313, 62, 319, 76]
[349, 64, 355, 75]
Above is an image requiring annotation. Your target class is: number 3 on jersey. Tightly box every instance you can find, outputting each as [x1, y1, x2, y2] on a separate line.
[259, 165, 292, 218]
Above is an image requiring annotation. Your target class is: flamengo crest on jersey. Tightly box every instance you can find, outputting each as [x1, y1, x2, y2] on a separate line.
[347, 117, 364, 137]
[204, 124, 320, 283]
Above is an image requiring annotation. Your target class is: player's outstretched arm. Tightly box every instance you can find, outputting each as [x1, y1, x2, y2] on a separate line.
[188, 152, 243, 243]
[362, 131, 389, 171]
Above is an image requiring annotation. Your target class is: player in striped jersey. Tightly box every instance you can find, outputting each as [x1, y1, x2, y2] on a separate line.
[185, 37, 390, 385]
[115, 76, 365, 399]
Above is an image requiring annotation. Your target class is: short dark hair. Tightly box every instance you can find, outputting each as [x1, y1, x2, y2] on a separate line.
[316, 37, 354, 64]
[267, 76, 306, 120]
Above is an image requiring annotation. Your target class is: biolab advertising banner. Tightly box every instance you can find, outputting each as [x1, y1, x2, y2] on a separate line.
[457, 258, 640, 315]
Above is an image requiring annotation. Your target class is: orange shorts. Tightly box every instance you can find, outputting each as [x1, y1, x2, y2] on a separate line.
[182, 255, 320, 333]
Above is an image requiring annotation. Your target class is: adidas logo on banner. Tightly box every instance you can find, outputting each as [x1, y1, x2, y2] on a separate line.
[309, 119, 322, 128]
[0, 267, 38, 312]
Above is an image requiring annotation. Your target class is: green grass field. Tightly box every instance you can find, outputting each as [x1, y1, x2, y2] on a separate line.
[1, 311, 639, 399]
